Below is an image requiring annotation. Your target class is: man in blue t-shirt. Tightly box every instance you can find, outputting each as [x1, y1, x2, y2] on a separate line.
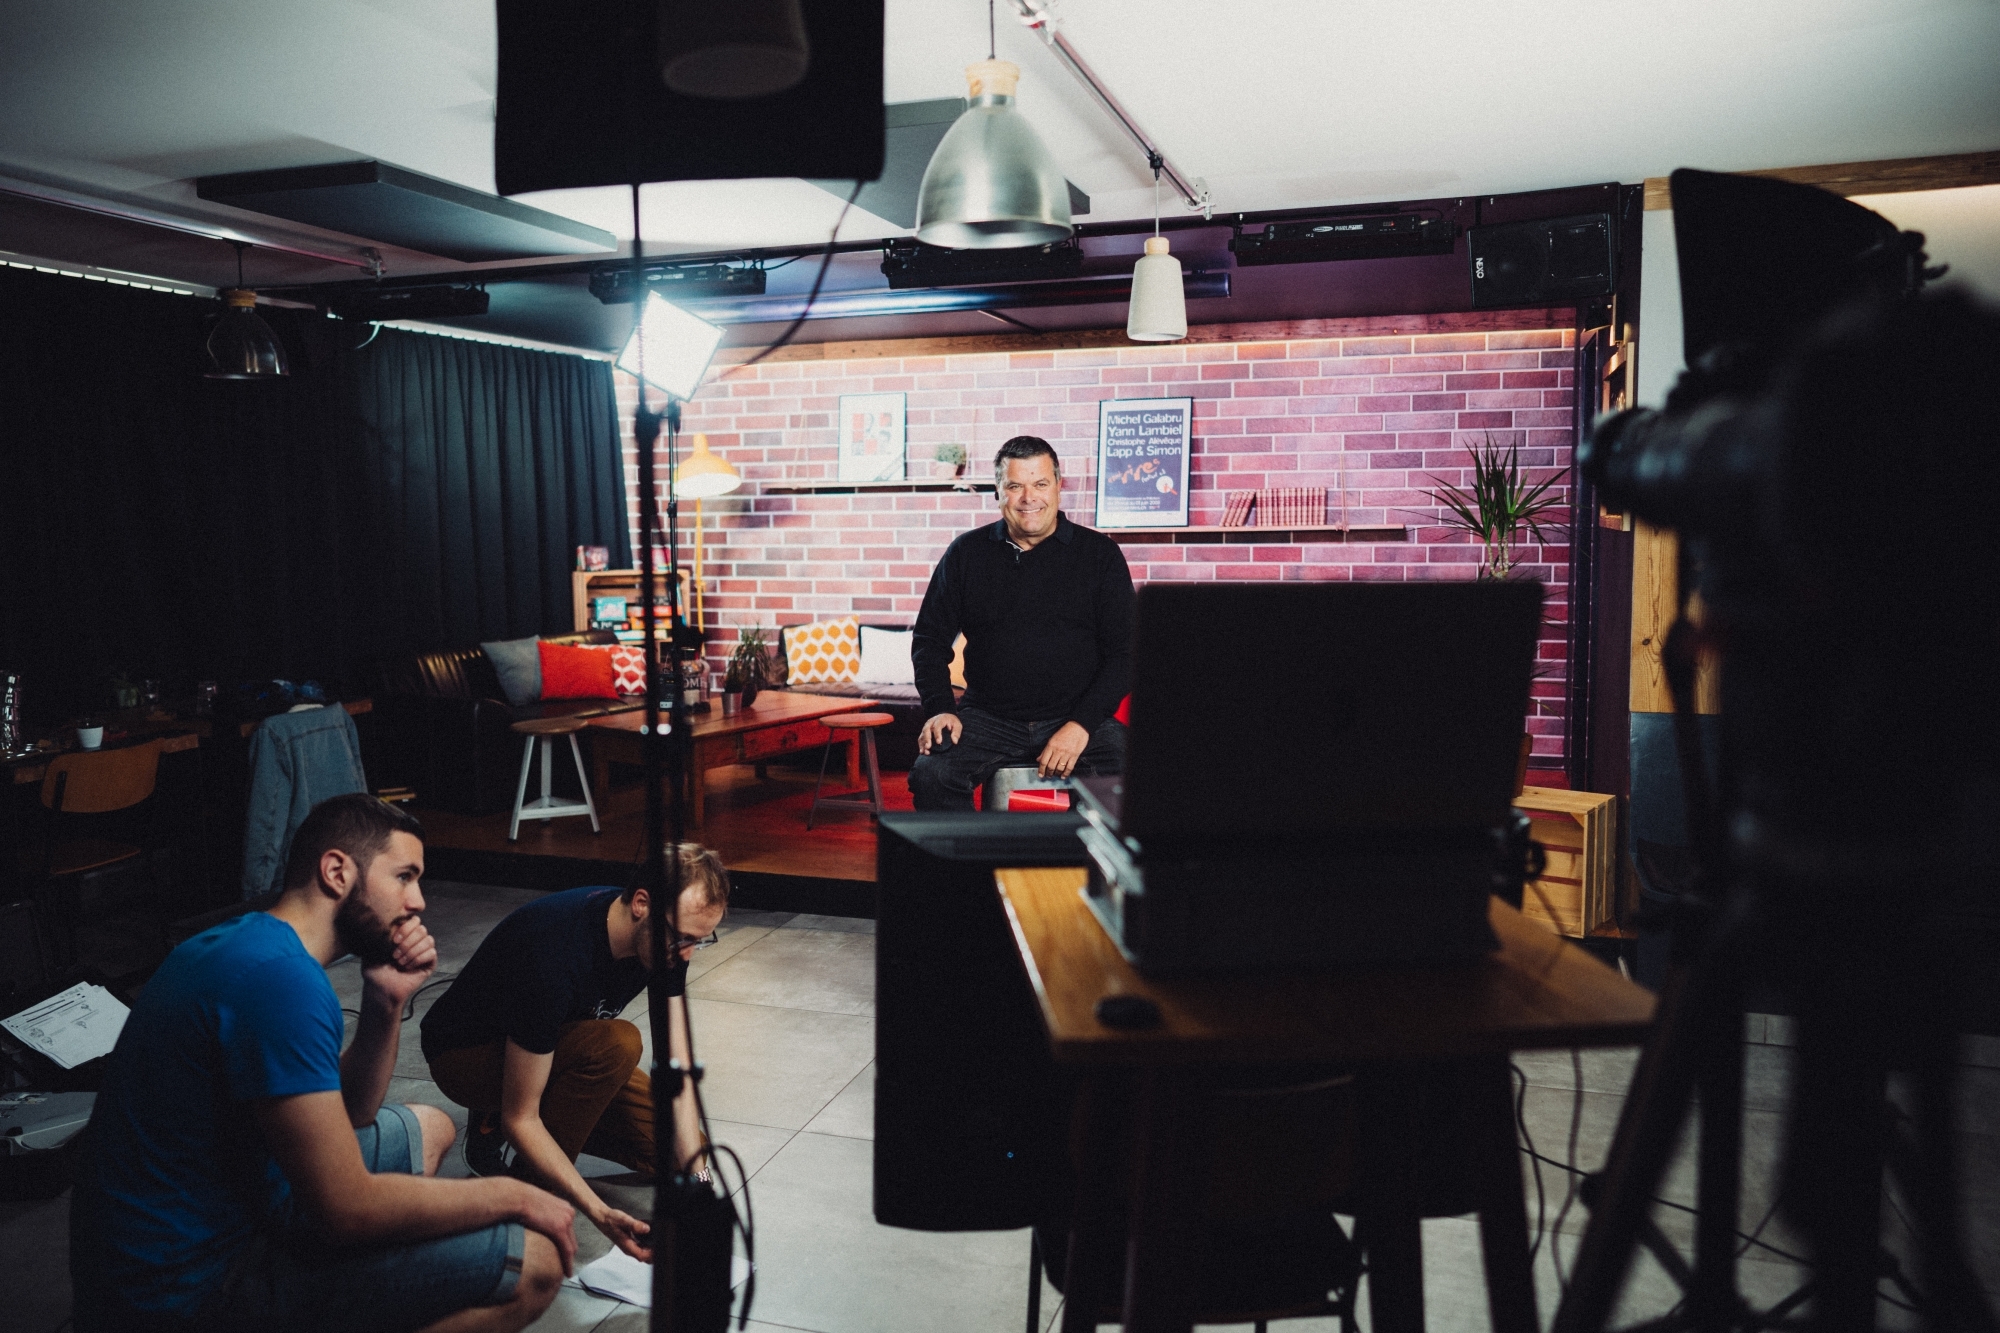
[421, 843, 730, 1264]
[70, 794, 578, 1333]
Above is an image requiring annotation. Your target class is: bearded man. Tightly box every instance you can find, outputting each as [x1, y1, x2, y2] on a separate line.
[69, 794, 574, 1333]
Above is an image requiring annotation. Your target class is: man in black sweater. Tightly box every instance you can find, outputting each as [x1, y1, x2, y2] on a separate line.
[909, 435, 1135, 810]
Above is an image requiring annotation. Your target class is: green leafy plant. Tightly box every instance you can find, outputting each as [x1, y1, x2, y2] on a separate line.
[1420, 434, 1566, 580]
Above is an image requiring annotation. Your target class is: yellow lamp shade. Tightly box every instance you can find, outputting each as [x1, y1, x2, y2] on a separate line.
[677, 433, 742, 498]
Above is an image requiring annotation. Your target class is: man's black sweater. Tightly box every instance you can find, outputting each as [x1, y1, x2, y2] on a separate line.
[912, 513, 1135, 731]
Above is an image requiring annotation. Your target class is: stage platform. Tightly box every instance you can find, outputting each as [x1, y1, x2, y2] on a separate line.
[417, 761, 916, 919]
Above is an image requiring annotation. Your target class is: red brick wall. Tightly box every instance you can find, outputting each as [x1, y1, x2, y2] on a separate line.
[615, 312, 1577, 763]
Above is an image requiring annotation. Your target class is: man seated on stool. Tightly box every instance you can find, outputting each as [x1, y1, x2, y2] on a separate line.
[909, 435, 1135, 810]
[419, 843, 730, 1262]
[69, 794, 573, 1333]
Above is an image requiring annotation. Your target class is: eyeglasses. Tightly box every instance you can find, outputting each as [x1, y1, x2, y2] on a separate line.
[673, 931, 717, 952]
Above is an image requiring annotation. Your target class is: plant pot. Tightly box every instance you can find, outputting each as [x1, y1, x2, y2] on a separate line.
[721, 691, 742, 716]
[76, 726, 104, 750]
[741, 679, 759, 709]
[111, 686, 138, 709]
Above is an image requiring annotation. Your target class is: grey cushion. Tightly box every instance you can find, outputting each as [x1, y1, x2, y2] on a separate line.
[480, 636, 542, 708]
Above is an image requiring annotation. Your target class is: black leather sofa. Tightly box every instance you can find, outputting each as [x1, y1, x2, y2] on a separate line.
[366, 631, 642, 815]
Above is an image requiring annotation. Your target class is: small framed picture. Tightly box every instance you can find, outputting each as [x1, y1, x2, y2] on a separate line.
[838, 392, 907, 482]
[1094, 397, 1192, 528]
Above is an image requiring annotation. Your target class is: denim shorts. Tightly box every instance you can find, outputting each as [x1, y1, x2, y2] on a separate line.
[200, 1103, 526, 1333]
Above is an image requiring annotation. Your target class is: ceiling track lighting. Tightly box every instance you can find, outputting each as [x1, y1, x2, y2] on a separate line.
[589, 261, 767, 306]
[915, 1, 1073, 250]
[657, 0, 811, 100]
[204, 240, 290, 379]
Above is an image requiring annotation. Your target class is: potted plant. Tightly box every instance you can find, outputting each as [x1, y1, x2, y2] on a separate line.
[1419, 434, 1566, 580]
[934, 441, 968, 480]
[730, 629, 770, 709]
[107, 669, 140, 710]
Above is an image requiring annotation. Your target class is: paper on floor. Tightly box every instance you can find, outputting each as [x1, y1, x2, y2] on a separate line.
[567, 1247, 751, 1307]
[2, 983, 128, 1069]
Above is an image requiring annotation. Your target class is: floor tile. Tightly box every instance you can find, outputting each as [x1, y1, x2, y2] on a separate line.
[1512, 1046, 1641, 1097]
[542, 1278, 624, 1331]
[741, 1130, 1055, 1333]
[690, 929, 877, 1018]
[801, 1062, 874, 1141]
[785, 914, 876, 935]
[705, 1119, 800, 1188]
[682, 999, 875, 1131]
[689, 924, 777, 983]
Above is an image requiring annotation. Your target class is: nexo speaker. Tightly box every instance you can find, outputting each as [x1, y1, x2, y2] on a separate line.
[1469, 213, 1615, 308]
[873, 812, 1089, 1232]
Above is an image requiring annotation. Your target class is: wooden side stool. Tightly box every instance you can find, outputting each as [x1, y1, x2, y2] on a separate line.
[807, 712, 894, 829]
[508, 717, 600, 841]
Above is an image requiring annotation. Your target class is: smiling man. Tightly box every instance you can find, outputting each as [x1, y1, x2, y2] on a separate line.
[70, 794, 573, 1333]
[908, 435, 1136, 810]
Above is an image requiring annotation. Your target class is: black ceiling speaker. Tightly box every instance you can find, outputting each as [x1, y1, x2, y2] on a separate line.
[1469, 212, 1615, 308]
[494, 0, 884, 196]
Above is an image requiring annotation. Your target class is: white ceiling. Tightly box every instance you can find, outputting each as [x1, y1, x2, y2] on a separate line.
[0, 0, 1994, 277]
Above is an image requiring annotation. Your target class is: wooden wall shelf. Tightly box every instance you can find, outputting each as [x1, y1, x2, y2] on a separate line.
[1104, 524, 1409, 545]
[762, 479, 995, 495]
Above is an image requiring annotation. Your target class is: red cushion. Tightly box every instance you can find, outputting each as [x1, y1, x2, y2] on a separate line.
[1114, 694, 1131, 726]
[538, 642, 617, 700]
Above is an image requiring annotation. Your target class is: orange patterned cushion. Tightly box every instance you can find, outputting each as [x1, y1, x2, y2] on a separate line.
[783, 618, 862, 683]
[611, 645, 647, 695]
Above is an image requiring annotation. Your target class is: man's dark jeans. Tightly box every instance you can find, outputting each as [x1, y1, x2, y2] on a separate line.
[907, 705, 1126, 811]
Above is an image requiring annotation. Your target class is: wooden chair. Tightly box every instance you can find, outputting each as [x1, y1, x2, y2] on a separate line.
[1035, 1067, 1363, 1333]
[31, 741, 164, 969]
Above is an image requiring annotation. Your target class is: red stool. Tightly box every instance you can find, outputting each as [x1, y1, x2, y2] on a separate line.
[807, 712, 895, 828]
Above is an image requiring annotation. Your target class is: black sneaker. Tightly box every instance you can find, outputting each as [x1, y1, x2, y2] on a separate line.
[464, 1112, 512, 1177]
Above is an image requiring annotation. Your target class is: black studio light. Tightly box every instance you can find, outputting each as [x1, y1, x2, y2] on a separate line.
[1230, 214, 1457, 266]
[589, 262, 767, 305]
[203, 241, 289, 379]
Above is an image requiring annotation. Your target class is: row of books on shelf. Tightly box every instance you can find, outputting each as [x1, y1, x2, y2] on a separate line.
[1220, 487, 1333, 527]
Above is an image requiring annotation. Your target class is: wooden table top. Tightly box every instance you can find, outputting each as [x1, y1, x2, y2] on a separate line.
[7, 698, 373, 784]
[586, 691, 880, 740]
[994, 867, 1656, 1067]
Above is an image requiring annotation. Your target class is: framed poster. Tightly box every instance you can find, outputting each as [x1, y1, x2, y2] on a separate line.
[838, 392, 907, 482]
[1094, 397, 1192, 528]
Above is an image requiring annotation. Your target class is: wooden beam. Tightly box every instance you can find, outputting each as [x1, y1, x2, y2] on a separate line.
[1643, 148, 2000, 210]
[1629, 521, 1720, 715]
[710, 308, 1579, 365]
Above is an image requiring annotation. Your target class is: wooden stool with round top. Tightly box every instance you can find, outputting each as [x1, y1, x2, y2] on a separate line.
[807, 712, 895, 829]
[508, 716, 600, 841]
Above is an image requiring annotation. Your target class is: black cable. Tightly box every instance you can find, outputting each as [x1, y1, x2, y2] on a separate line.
[1511, 1061, 1552, 1270]
[717, 179, 864, 381]
[1550, 1048, 1585, 1293]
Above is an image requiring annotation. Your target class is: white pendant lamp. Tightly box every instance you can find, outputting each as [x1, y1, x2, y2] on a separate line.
[1127, 164, 1186, 342]
[915, 40, 1073, 250]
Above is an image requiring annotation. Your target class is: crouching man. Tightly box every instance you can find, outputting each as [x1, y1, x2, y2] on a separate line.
[419, 844, 730, 1262]
[70, 794, 575, 1333]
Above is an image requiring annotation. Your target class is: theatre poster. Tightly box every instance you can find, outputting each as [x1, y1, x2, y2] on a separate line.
[1094, 396, 1192, 528]
[837, 391, 906, 482]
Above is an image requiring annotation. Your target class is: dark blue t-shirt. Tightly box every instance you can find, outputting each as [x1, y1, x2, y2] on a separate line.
[70, 911, 343, 1320]
[420, 886, 678, 1059]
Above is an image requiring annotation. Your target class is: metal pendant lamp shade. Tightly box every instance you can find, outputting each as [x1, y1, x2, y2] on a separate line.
[657, 0, 811, 100]
[204, 289, 289, 378]
[1126, 235, 1187, 342]
[676, 433, 742, 498]
[916, 60, 1072, 250]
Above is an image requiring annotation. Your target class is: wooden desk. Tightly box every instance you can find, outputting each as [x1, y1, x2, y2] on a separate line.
[994, 867, 1656, 1333]
[6, 699, 374, 785]
[586, 692, 878, 828]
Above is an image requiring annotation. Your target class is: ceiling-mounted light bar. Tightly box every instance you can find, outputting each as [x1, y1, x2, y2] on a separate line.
[588, 261, 767, 305]
[679, 270, 1230, 325]
[1007, 0, 1209, 216]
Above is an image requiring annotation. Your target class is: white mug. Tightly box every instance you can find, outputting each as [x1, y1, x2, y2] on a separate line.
[76, 726, 104, 750]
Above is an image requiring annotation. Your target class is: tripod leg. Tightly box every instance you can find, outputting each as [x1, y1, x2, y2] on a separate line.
[1785, 1009, 1886, 1333]
[1690, 975, 1745, 1333]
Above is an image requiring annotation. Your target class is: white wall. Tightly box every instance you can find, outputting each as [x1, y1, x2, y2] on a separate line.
[1633, 183, 2000, 409]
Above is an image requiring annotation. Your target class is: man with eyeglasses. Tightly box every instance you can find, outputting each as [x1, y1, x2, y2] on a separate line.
[420, 843, 730, 1262]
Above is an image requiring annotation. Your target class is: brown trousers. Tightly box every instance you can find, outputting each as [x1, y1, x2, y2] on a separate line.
[429, 1019, 655, 1175]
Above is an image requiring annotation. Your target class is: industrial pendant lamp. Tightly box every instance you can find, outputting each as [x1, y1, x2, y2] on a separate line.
[915, 1, 1072, 249]
[676, 434, 742, 632]
[204, 241, 289, 378]
[1126, 158, 1186, 342]
[657, 0, 811, 100]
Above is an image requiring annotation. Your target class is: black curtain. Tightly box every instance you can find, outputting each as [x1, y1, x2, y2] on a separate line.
[0, 266, 629, 726]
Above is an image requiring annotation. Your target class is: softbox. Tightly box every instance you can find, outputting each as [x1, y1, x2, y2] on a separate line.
[495, 0, 885, 196]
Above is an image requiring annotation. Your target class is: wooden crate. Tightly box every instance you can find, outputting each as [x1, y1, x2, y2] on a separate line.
[1515, 786, 1618, 938]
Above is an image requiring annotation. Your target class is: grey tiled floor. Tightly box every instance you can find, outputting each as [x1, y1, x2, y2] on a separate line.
[5, 882, 1997, 1332]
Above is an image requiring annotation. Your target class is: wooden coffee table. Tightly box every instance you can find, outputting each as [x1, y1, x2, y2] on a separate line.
[585, 692, 881, 829]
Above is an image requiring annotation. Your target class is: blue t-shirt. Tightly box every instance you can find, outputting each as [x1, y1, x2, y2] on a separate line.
[70, 911, 343, 1320]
